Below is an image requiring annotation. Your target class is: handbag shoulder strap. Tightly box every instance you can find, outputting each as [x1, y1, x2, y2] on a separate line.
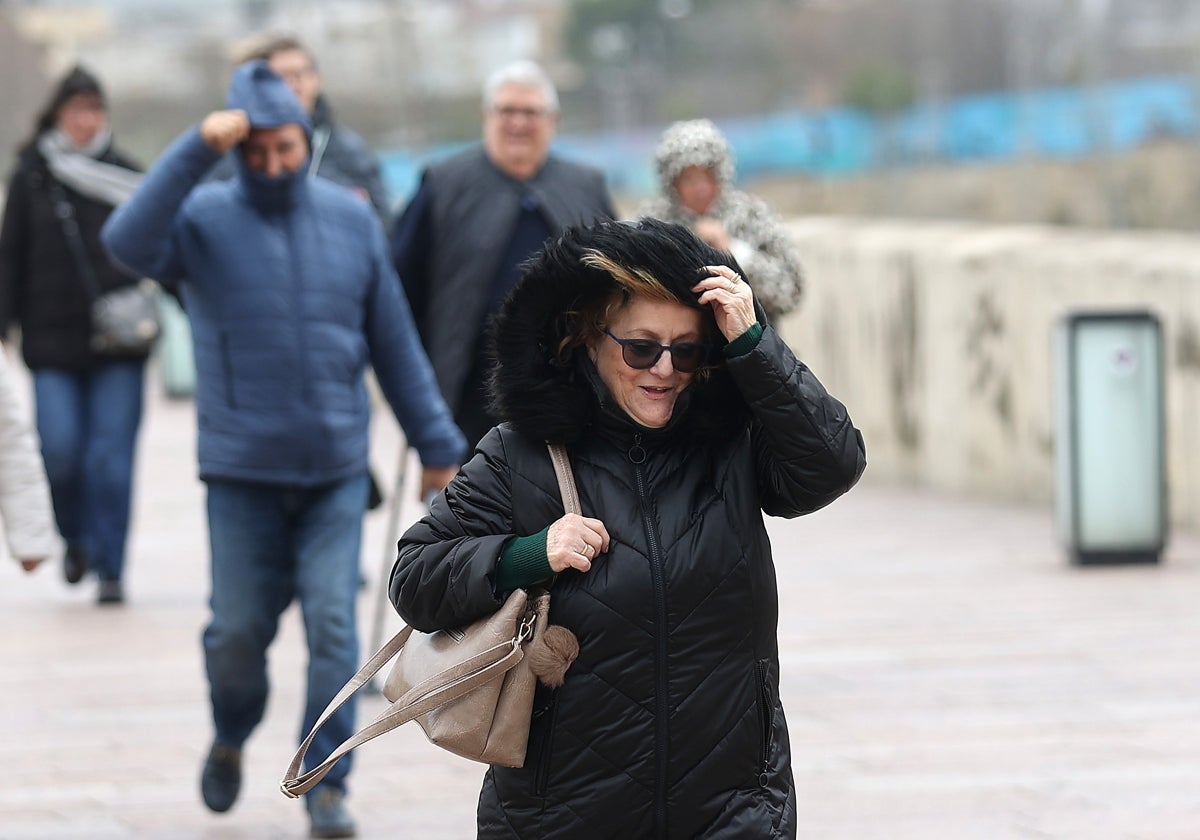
[282, 447, 581, 799]
[43, 175, 102, 301]
[547, 443, 580, 516]
[280, 622, 524, 798]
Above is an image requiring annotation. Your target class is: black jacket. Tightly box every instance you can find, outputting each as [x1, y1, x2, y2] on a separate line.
[392, 221, 866, 839]
[0, 145, 143, 370]
[308, 96, 391, 223]
[390, 147, 615, 414]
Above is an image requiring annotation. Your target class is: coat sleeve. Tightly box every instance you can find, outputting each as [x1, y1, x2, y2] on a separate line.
[726, 326, 866, 518]
[594, 169, 618, 220]
[364, 218, 466, 468]
[101, 127, 220, 285]
[0, 353, 60, 562]
[338, 128, 391, 226]
[390, 431, 519, 633]
[389, 173, 434, 335]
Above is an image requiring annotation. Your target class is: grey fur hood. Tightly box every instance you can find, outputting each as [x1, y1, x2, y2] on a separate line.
[654, 118, 735, 198]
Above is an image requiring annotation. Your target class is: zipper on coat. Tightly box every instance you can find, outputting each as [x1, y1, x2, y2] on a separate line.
[629, 434, 669, 837]
[282, 216, 316, 472]
[533, 690, 559, 797]
[754, 659, 773, 788]
[282, 217, 314, 406]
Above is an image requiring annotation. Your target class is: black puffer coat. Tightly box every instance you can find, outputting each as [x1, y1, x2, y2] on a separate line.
[392, 220, 866, 839]
[0, 145, 144, 370]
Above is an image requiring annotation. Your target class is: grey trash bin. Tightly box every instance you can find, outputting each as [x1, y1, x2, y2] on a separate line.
[1055, 311, 1166, 565]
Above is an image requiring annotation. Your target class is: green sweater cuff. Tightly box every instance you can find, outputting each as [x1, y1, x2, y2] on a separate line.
[496, 526, 553, 592]
[723, 322, 764, 358]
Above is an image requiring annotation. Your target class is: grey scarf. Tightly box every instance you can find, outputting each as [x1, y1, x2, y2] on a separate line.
[37, 127, 141, 207]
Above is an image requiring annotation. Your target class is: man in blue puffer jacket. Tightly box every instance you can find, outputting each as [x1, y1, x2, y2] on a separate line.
[101, 61, 465, 839]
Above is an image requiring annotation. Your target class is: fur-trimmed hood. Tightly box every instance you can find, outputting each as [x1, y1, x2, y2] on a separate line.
[489, 218, 762, 446]
[654, 118, 735, 200]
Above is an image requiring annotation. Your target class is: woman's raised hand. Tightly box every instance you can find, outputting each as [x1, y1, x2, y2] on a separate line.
[546, 513, 611, 574]
[694, 264, 756, 342]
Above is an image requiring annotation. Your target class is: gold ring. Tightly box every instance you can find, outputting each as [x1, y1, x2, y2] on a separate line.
[731, 273, 742, 284]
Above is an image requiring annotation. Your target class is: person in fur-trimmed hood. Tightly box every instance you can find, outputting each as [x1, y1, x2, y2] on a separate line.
[392, 218, 866, 839]
[638, 118, 805, 323]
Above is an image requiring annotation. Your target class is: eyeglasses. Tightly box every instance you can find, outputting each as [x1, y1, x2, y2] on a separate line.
[490, 105, 551, 121]
[604, 329, 713, 373]
[275, 66, 316, 83]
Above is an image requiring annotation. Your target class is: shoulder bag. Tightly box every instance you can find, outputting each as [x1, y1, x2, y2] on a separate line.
[45, 176, 160, 355]
[281, 442, 581, 799]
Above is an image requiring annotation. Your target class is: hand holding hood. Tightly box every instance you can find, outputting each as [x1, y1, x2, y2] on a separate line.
[224, 60, 313, 211]
[488, 218, 762, 446]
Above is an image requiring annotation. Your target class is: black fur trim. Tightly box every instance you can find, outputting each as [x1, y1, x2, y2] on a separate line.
[488, 218, 755, 444]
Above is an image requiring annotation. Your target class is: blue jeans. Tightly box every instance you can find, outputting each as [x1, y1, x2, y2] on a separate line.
[34, 362, 146, 582]
[202, 474, 368, 795]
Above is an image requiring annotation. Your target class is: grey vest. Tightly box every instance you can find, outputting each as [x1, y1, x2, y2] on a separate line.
[423, 147, 614, 411]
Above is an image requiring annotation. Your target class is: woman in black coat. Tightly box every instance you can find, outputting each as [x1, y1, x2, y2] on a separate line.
[0, 66, 145, 604]
[391, 218, 866, 838]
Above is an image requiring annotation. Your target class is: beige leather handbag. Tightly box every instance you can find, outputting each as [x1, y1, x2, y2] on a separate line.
[281, 443, 581, 799]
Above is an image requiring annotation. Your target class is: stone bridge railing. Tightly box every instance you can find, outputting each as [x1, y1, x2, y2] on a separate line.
[778, 217, 1200, 531]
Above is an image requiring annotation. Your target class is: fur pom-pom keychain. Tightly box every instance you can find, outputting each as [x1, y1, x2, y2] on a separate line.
[525, 624, 580, 688]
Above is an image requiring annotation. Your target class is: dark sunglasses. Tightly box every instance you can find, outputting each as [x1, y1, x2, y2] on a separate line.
[603, 329, 713, 373]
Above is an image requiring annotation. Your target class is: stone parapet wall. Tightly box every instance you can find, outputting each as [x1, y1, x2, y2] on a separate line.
[778, 217, 1200, 530]
[749, 141, 1200, 231]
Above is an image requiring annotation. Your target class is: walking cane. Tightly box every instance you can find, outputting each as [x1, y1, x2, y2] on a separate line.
[364, 440, 411, 694]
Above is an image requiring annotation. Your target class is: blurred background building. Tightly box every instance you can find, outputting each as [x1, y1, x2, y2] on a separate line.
[9, 0, 1200, 525]
[4, 0, 1200, 225]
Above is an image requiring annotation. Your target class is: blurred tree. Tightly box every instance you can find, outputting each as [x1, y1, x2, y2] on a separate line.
[566, 0, 659, 54]
[844, 63, 916, 170]
[843, 64, 916, 115]
[565, 0, 783, 130]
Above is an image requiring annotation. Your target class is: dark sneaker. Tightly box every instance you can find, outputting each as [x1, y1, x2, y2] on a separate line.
[63, 544, 88, 585]
[200, 742, 242, 813]
[307, 788, 356, 838]
[97, 580, 124, 605]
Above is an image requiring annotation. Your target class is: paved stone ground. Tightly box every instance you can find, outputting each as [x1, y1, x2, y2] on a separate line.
[3, 367, 1200, 839]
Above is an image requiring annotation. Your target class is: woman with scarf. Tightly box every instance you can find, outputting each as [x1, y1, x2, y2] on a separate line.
[639, 119, 805, 324]
[392, 218, 865, 838]
[0, 66, 145, 605]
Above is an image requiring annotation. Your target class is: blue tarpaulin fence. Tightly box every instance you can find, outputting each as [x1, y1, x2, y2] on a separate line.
[381, 74, 1200, 205]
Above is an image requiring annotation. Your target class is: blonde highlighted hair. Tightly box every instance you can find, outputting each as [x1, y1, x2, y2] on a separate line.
[555, 248, 714, 383]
